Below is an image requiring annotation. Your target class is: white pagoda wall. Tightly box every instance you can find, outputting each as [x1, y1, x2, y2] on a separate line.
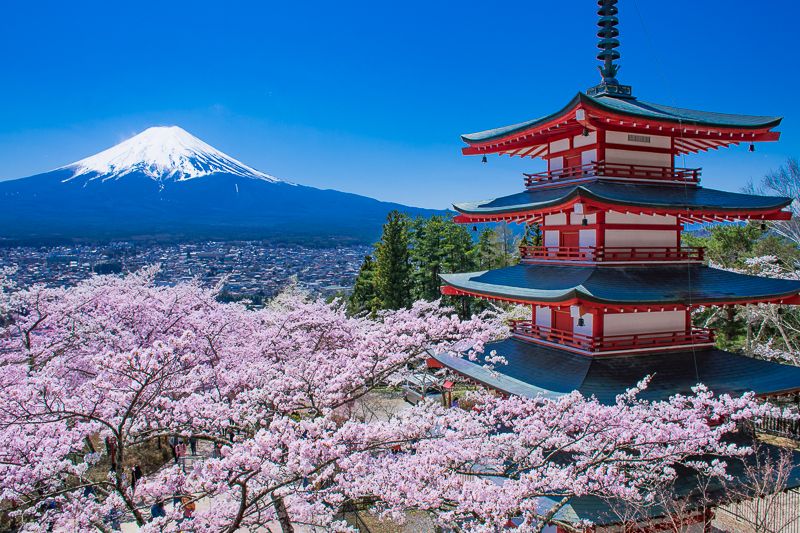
[605, 212, 677, 225]
[605, 230, 677, 248]
[572, 312, 593, 337]
[604, 130, 672, 168]
[603, 310, 686, 337]
[535, 306, 551, 328]
[603, 212, 679, 249]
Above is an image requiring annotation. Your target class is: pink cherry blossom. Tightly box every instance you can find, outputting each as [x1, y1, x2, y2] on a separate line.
[0, 269, 776, 531]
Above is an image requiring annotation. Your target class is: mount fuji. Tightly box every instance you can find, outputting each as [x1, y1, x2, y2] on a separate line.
[0, 126, 439, 243]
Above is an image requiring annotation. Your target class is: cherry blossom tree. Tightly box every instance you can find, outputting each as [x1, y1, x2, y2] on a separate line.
[0, 269, 779, 532]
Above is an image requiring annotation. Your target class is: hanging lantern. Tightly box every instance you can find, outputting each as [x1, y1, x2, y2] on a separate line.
[583, 126, 590, 137]
[749, 143, 755, 152]
[472, 225, 477, 232]
[760, 222, 767, 231]
[582, 217, 589, 226]
[481, 155, 488, 163]
[577, 317, 585, 327]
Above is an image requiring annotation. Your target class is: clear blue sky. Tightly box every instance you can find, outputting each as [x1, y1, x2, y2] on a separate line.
[0, 0, 797, 209]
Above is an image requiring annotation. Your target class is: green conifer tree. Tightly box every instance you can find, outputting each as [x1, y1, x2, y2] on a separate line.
[374, 211, 412, 310]
[348, 254, 380, 314]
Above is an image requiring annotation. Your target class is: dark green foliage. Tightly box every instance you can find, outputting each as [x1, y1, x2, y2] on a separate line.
[685, 218, 800, 355]
[374, 211, 412, 310]
[349, 214, 520, 317]
[410, 216, 474, 301]
[349, 255, 380, 314]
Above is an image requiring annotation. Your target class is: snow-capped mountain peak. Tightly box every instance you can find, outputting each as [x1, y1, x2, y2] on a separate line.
[62, 126, 281, 183]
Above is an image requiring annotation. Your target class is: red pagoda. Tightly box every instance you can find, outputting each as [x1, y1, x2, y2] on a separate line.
[434, 2, 800, 406]
[431, 1, 800, 528]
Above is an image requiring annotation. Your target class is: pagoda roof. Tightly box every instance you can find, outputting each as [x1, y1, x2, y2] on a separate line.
[462, 93, 782, 144]
[452, 181, 791, 223]
[433, 337, 800, 404]
[439, 264, 800, 307]
[461, 93, 782, 157]
[543, 439, 800, 525]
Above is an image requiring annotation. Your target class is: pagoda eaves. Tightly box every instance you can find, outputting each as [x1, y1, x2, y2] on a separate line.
[461, 92, 782, 159]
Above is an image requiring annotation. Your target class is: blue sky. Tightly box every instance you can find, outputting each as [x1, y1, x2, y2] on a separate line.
[0, 0, 797, 209]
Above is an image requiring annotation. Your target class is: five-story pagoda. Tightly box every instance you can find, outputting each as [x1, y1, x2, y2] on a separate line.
[434, 0, 800, 405]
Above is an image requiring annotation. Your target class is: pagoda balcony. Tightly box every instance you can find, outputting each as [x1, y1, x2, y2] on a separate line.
[523, 161, 701, 188]
[519, 245, 705, 264]
[509, 320, 716, 354]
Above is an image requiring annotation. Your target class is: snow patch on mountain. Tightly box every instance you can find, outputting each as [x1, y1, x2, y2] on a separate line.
[61, 126, 283, 183]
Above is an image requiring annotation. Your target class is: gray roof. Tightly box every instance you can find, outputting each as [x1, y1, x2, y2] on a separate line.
[439, 264, 800, 305]
[435, 337, 800, 404]
[453, 181, 791, 216]
[461, 93, 782, 143]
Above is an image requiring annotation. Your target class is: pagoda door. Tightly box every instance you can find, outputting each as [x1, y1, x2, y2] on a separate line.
[564, 154, 581, 172]
[560, 231, 580, 252]
[552, 309, 572, 334]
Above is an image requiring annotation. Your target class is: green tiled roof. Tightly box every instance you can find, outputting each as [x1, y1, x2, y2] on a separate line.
[439, 264, 800, 305]
[461, 93, 782, 144]
[434, 337, 800, 404]
[453, 181, 792, 215]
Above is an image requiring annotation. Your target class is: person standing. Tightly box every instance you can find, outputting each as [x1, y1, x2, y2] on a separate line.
[176, 440, 187, 471]
[131, 464, 143, 493]
[189, 436, 197, 456]
[150, 500, 166, 520]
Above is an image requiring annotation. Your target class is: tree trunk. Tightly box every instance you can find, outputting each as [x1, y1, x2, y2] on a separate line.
[273, 497, 294, 533]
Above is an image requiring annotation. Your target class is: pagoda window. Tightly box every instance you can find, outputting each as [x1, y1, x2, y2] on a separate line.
[605, 146, 671, 167]
[606, 130, 671, 149]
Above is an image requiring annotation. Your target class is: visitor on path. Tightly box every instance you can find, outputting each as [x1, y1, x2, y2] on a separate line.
[150, 501, 166, 520]
[105, 436, 117, 472]
[189, 436, 197, 455]
[131, 464, 143, 493]
[175, 440, 187, 471]
[182, 496, 196, 519]
[169, 435, 178, 463]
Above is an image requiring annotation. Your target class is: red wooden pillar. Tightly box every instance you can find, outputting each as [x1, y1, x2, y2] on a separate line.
[592, 307, 603, 349]
[595, 210, 606, 259]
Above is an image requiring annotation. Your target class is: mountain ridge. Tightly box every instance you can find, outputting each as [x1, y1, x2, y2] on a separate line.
[0, 126, 442, 244]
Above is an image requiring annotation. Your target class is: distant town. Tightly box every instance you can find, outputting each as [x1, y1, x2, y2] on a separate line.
[1, 242, 371, 303]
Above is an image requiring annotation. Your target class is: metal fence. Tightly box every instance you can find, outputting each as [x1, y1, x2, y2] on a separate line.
[757, 415, 800, 441]
[714, 488, 800, 533]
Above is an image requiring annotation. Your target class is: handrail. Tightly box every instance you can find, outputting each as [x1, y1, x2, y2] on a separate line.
[519, 245, 705, 263]
[509, 320, 715, 352]
[524, 160, 701, 188]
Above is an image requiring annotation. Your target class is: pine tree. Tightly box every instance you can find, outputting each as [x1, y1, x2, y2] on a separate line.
[475, 228, 501, 270]
[349, 255, 380, 314]
[410, 216, 446, 301]
[374, 211, 411, 310]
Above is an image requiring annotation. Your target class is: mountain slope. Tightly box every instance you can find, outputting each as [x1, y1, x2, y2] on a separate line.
[0, 127, 440, 244]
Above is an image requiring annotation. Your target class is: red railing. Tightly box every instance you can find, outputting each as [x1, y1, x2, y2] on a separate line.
[509, 320, 715, 353]
[519, 245, 704, 263]
[523, 161, 701, 188]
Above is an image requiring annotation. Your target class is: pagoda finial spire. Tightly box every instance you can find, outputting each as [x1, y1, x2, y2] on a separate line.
[587, 0, 634, 98]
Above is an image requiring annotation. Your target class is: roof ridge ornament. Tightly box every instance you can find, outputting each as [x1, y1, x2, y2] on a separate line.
[587, 0, 635, 99]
